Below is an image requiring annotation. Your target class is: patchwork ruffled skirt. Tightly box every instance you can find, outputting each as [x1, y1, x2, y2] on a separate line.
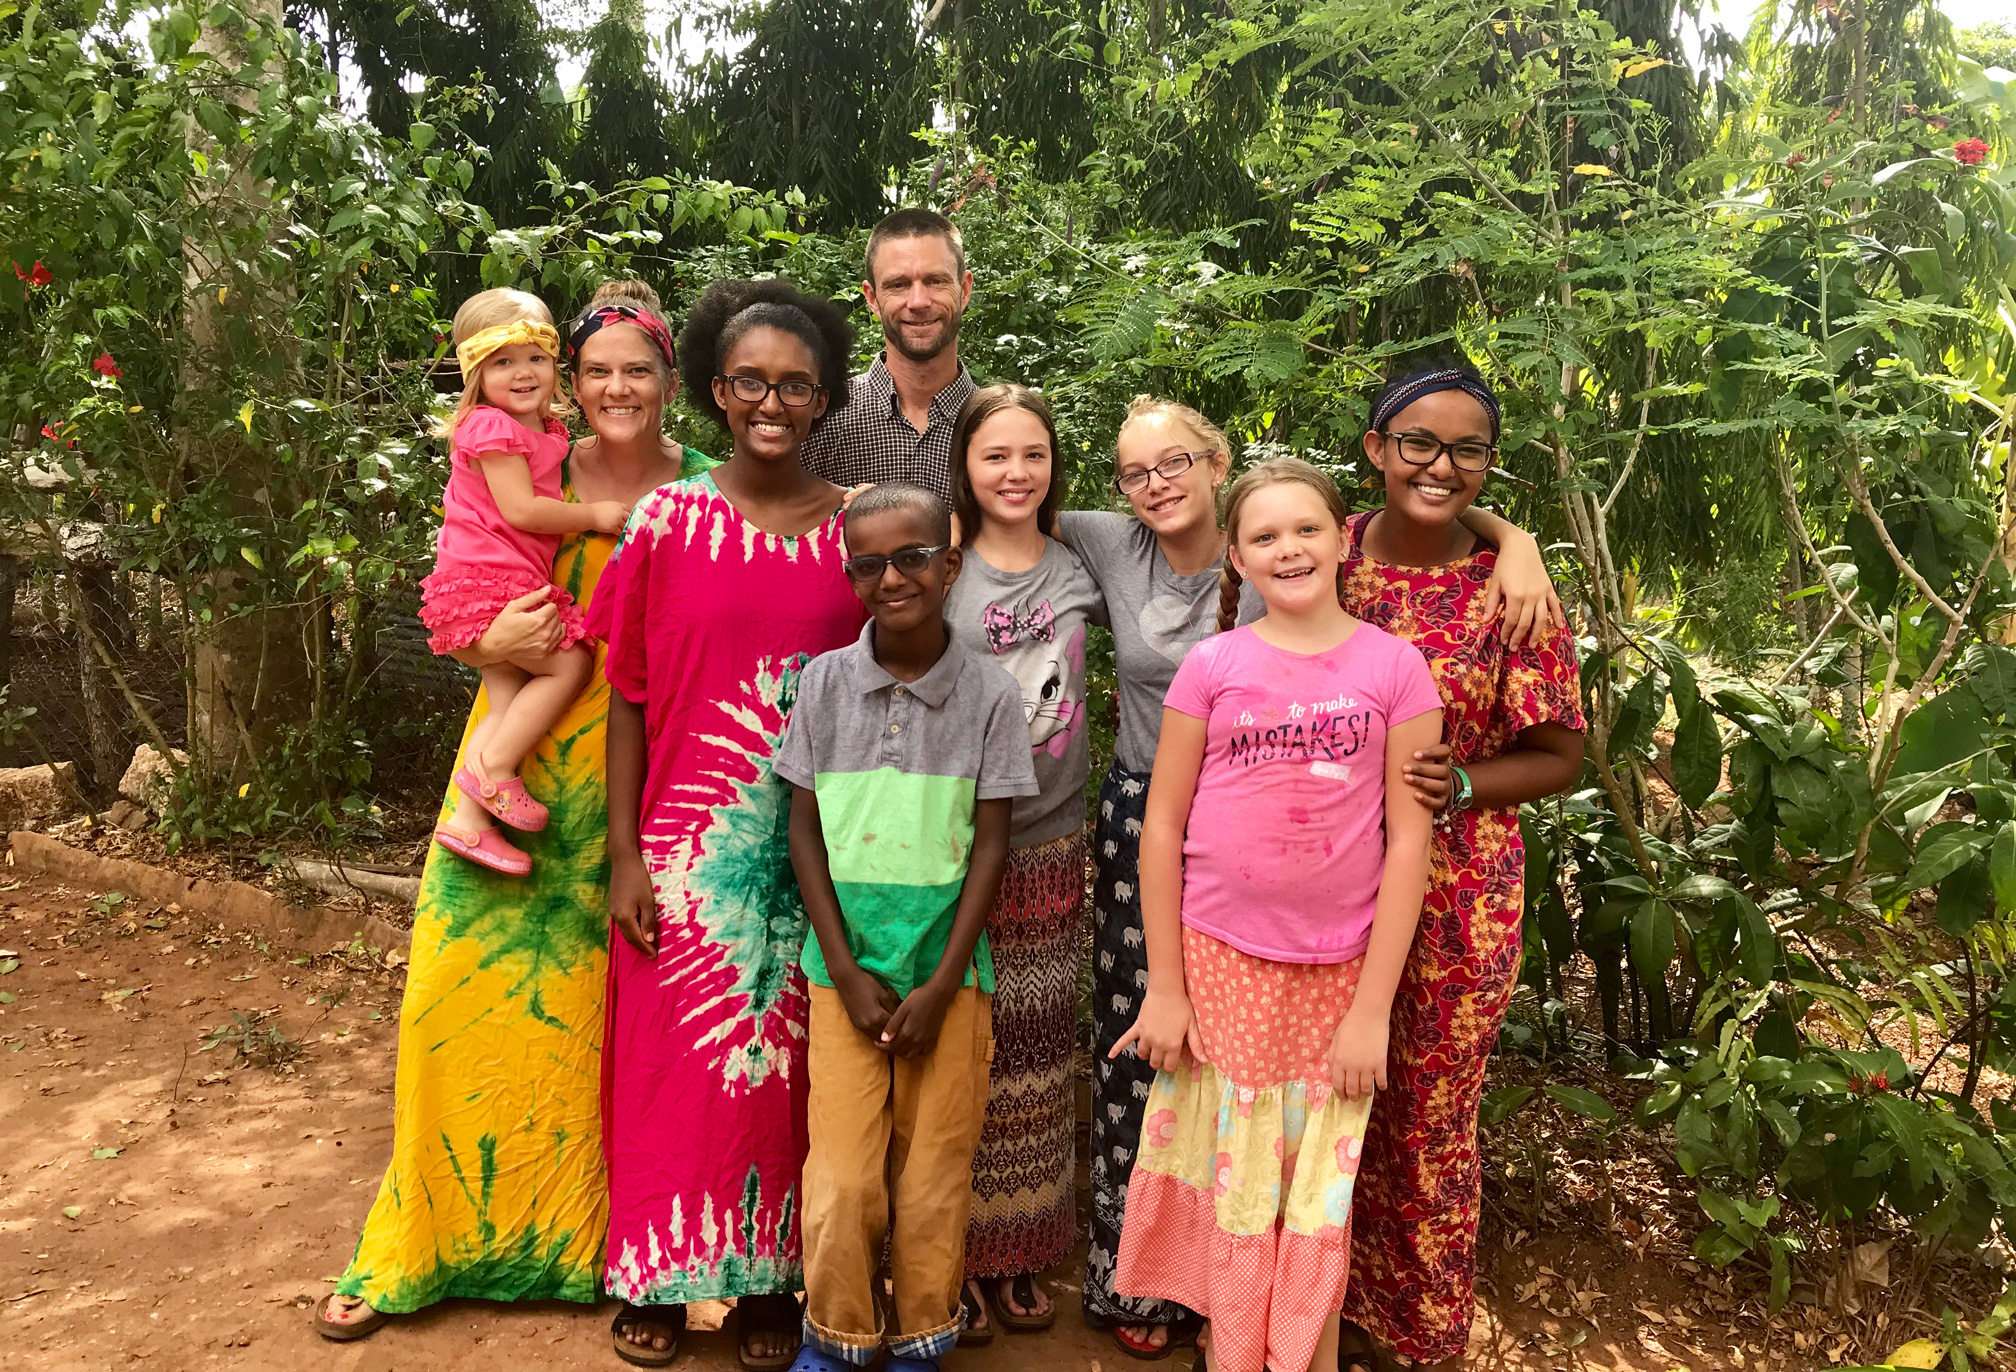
[1115, 927, 1373, 1372]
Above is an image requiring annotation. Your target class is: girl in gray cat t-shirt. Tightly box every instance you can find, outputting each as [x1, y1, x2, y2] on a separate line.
[942, 384, 1103, 1340]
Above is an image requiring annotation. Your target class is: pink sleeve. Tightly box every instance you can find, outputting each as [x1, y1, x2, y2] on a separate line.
[1387, 638, 1444, 728]
[452, 405, 533, 460]
[593, 500, 658, 704]
[1163, 632, 1223, 719]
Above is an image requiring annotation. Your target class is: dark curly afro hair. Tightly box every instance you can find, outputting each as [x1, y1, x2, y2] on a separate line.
[677, 278, 856, 431]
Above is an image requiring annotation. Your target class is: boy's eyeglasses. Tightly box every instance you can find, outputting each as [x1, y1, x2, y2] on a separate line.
[1380, 430, 1498, 472]
[842, 545, 950, 582]
[1114, 451, 1212, 495]
[717, 374, 824, 407]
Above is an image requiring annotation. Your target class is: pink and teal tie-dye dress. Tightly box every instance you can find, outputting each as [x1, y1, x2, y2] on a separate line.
[592, 472, 867, 1304]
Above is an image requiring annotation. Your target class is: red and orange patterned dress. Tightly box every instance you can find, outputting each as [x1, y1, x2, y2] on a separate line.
[1337, 512, 1584, 1363]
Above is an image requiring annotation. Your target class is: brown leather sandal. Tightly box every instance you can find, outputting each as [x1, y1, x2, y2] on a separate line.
[311, 1292, 387, 1342]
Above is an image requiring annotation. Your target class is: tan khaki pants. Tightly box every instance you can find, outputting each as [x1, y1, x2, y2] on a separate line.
[802, 983, 992, 1363]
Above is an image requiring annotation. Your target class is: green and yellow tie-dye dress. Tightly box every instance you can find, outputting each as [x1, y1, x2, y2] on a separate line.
[338, 456, 708, 1312]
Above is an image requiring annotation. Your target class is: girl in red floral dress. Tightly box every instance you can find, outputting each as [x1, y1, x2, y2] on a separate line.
[1335, 362, 1585, 1371]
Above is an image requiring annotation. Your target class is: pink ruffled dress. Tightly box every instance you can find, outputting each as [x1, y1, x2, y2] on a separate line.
[418, 405, 592, 654]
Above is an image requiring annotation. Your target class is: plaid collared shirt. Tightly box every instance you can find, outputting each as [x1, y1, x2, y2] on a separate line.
[801, 352, 977, 500]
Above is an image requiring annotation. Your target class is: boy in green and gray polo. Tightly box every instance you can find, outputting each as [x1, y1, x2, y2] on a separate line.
[774, 483, 1036, 1370]
[776, 615, 1033, 1003]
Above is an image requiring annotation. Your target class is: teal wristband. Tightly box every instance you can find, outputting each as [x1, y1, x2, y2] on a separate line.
[1447, 765, 1474, 815]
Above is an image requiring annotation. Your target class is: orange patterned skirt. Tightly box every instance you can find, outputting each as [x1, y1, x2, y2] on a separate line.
[1115, 927, 1372, 1372]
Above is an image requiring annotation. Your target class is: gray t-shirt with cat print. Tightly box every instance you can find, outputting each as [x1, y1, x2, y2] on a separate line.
[1059, 510, 1262, 775]
[944, 537, 1104, 849]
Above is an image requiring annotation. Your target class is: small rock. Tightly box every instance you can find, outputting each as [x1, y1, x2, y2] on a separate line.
[0, 763, 83, 829]
[97, 800, 149, 832]
[117, 745, 188, 814]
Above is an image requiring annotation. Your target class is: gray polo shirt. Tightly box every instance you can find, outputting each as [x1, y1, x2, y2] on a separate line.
[775, 620, 1037, 996]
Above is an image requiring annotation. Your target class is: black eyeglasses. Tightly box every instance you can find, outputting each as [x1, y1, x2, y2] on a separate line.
[842, 545, 949, 582]
[1379, 430, 1498, 473]
[717, 374, 824, 407]
[1114, 451, 1214, 495]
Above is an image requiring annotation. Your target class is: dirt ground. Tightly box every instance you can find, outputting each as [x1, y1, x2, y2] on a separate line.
[0, 869, 1925, 1372]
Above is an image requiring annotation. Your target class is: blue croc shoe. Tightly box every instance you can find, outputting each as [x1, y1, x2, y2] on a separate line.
[784, 1349, 854, 1372]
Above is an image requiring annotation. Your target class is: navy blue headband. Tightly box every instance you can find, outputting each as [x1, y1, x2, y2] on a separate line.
[1369, 369, 1502, 439]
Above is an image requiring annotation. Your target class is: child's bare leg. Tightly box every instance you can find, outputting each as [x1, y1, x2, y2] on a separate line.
[1304, 1310, 1340, 1372]
[445, 664, 528, 833]
[474, 645, 594, 782]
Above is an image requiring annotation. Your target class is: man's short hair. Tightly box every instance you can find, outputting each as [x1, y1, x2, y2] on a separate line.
[847, 481, 953, 546]
[865, 208, 966, 284]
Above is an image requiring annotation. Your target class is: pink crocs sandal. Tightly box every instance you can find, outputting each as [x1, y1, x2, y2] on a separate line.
[433, 823, 532, 877]
[453, 765, 550, 832]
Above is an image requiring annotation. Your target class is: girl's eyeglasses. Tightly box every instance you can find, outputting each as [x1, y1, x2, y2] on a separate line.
[1114, 451, 1213, 495]
[842, 545, 949, 582]
[717, 374, 824, 407]
[1380, 430, 1497, 473]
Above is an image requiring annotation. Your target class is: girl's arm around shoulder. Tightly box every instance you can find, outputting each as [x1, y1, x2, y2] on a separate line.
[1328, 702, 1442, 1100]
[1460, 507, 1565, 652]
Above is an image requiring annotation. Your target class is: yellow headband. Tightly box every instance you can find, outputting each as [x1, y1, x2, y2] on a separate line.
[457, 321, 561, 382]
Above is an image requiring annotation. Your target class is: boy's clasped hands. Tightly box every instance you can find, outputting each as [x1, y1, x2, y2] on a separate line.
[831, 959, 959, 1057]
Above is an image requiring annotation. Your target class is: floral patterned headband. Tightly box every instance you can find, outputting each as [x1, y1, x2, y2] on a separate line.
[566, 304, 678, 370]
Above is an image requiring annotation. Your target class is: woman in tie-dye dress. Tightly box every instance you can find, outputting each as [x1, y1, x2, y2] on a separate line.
[595, 279, 864, 1370]
[319, 280, 710, 1342]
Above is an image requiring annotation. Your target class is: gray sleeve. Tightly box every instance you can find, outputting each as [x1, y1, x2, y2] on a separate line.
[771, 665, 825, 790]
[975, 669, 1041, 800]
[1055, 510, 1133, 585]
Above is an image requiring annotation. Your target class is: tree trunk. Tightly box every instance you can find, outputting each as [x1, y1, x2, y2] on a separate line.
[181, 0, 311, 774]
[70, 561, 130, 796]
[0, 555, 18, 700]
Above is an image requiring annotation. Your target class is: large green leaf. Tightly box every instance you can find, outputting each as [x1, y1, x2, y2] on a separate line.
[1735, 896, 1777, 987]
[1479, 1085, 1536, 1127]
[1992, 821, 2016, 912]
[1630, 899, 1678, 984]
[1544, 1083, 1619, 1122]
[1893, 684, 1989, 778]
[1671, 703, 1722, 808]
[1901, 821, 1990, 891]
[1935, 854, 1992, 938]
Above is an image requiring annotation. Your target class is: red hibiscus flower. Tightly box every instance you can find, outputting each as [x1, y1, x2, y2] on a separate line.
[13, 260, 52, 288]
[1954, 138, 1990, 166]
[91, 353, 121, 379]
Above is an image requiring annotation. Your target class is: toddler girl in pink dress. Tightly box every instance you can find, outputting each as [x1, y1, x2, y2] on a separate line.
[418, 288, 629, 876]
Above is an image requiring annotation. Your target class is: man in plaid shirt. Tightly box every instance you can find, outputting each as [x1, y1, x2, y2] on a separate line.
[802, 207, 977, 500]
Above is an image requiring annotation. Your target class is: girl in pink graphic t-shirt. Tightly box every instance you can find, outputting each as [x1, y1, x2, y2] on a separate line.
[1109, 457, 1442, 1372]
[419, 288, 631, 877]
